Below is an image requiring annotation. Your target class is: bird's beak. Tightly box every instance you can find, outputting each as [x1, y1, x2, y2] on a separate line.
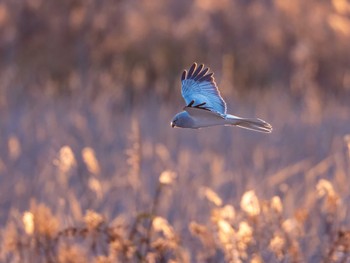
[171, 122, 175, 128]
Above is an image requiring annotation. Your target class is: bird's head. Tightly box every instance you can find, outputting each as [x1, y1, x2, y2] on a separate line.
[170, 111, 192, 128]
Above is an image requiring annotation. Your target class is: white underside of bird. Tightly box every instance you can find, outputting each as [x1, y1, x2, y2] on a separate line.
[172, 106, 272, 132]
[171, 63, 272, 133]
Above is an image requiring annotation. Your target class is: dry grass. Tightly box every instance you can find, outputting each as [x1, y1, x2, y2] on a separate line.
[0, 86, 349, 262]
[1, 0, 350, 262]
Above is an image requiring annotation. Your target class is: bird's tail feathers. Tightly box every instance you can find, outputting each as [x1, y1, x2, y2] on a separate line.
[225, 115, 272, 133]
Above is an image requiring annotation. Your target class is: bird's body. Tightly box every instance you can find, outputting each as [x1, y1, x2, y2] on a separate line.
[173, 108, 226, 129]
[171, 63, 272, 133]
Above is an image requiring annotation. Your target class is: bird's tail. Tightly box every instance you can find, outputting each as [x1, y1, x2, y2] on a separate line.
[225, 114, 272, 133]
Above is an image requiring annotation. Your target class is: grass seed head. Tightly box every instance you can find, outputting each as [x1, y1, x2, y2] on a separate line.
[152, 216, 175, 239]
[282, 218, 301, 237]
[316, 179, 340, 213]
[202, 187, 223, 206]
[8, 135, 21, 160]
[217, 219, 235, 244]
[31, 202, 59, 238]
[211, 205, 236, 223]
[270, 196, 283, 214]
[55, 146, 76, 173]
[240, 190, 260, 217]
[269, 233, 285, 259]
[316, 179, 336, 198]
[22, 211, 34, 235]
[88, 177, 103, 199]
[84, 210, 105, 230]
[159, 170, 177, 185]
[237, 221, 253, 244]
[82, 147, 101, 175]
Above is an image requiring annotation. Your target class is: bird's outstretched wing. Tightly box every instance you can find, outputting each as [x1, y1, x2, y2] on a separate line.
[181, 63, 227, 114]
[184, 106, 224, 118]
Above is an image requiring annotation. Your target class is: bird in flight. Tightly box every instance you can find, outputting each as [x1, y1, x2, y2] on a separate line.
[171, 63, 272, 133]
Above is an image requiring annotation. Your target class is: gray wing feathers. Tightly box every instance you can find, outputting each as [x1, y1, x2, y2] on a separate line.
[181, 63, 227, 114]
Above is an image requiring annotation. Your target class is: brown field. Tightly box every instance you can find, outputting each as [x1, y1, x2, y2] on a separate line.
[1, 0, 350, 262]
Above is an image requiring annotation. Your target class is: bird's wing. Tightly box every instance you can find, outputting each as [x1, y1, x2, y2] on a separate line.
[181, 63, 227, 114]
[184, 106, 225, 119]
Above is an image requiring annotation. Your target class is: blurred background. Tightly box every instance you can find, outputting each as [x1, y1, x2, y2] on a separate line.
[1, 0, 350, 262]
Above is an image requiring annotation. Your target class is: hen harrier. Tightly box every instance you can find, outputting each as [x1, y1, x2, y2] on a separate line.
[171, 63, 272, 133]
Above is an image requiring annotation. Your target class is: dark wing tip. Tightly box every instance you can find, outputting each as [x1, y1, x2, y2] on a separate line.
[183, 63, 215, 84]
[187, 63, 197, 78]
[181, 70, 187, 81]
[194, 67, 209, 81]
[199, 72, 214, 82]
[192, 64, 204, 79]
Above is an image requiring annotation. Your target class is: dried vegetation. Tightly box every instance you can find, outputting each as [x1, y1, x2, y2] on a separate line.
[1, 0, 350, 262]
